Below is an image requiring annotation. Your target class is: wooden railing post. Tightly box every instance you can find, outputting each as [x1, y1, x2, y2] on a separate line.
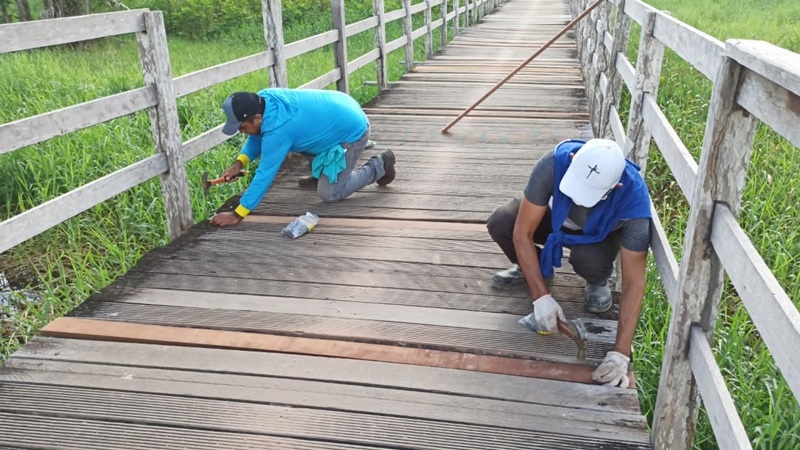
[262, 0, 287, 87]
[425, 0, 433, 57]
[136, 11, 192, 241]
[330, 0, 349, 93]
[623, 11, 664, 170]
[588, 0, 612, 136]
[652, 49, 758, 450]
[373, 0, 389, 91]
[453, 0, 460, 35]
[402, 0, 414, 72]
[440, 0, 448, 49]
[598, 0, 631, 139]
[472, 0, 478, 25]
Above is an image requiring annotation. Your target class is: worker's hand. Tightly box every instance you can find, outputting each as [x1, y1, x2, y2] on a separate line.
[210, 211, 244, 227]
[518, 294, 566, 335]
[592, 351, 630, 387]
[221, 161, 244, 181]
[532, 294, 566, 334]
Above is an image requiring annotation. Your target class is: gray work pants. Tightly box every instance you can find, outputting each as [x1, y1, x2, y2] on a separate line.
[302, 125, 384, 203]
[486, 198, 620, 284]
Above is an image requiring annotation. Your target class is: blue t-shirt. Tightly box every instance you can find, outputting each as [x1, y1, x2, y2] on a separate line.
[237, 88, 368, 213]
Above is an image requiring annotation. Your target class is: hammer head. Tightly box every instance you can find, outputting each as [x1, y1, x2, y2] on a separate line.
[558, 318, 588, 361]
[201, 171, 211, 196]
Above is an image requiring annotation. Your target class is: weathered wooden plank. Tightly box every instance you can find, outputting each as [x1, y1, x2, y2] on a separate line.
[710, 205, 800, 402]
[1, 359, 634, 417]
[40, 318, 606, 383]
[331, 1, 349, 93]
[384, 7, 406, 23]
[137, 11, 192, 241]
[652, 52, 758, 449]
[641, 93, 698, 202]
[88, 288, 611, 343]
[347, 48, 380, 74]
[299, 68, 340, 90]
[373, 0, 389, 90]
[0, 155, 167, 254]
[402, 0, 414, 71]
[182, 124, 229, 161]
[0, 412, 377, 450]
[735, 68, 800, 149]
[410, 1, 427, 14]
[111, 273, 592, 317]
[609, 104, 626, 147]
[687, 326, 752, 450]
[0, 86, 156, 156]
[0, 369, 648, 437]
[174, 51, 273, 98]
[0, 9, 147, 54]
[651, 8, 724, 81]
[244, 215, 488, 232]
[648, 204, 679, 306]
[624, 11, 664, 170]
[345, 16, 379, 37]
[12, 337, 642, 414]
[285, 29, 339, 59]
[0, 386, 649, 448]
[263, 0, 287, 87]
[386, 34, 409, 53]
[727, 39, 800, 97]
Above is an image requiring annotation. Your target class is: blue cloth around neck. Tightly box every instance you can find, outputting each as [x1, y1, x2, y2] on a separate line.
[311, 144, 347, 184]
[539, 139, 653, 278]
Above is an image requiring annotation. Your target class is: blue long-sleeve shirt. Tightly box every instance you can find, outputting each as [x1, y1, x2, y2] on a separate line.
[234, 88, 368, 217]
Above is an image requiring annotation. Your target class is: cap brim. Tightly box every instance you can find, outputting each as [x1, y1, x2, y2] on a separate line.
[221, 120, 241, 136]
[559, 167, 608, 207]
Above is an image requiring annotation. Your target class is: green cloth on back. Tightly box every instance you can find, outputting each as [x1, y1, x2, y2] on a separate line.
[311, 144, 347, 184]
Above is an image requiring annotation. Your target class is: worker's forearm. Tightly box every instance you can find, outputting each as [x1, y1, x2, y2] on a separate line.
[614, 279, 645, 356]
[513, 232, 549, 300]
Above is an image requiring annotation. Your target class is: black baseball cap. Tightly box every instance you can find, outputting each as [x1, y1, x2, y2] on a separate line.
[221, 92, 264, 135]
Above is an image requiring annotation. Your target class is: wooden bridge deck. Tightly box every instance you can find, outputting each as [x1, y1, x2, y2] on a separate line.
[0, 1, 652, 448]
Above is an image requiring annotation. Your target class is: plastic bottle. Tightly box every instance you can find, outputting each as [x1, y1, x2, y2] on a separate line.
[281, 212, 319, 239]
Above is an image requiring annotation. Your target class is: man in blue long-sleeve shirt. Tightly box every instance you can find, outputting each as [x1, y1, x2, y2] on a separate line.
[210, 89, 396, 227]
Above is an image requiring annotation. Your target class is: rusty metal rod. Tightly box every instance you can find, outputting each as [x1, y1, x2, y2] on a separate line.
[441, 0, 607, 134]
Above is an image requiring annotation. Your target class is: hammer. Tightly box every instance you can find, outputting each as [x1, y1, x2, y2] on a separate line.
[558, 318, 588, 361]
[201, 170, 246, 196]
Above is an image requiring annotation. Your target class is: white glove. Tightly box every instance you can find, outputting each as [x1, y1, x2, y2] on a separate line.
[592, 351, 630, 387]
[518, 294, 566, 335]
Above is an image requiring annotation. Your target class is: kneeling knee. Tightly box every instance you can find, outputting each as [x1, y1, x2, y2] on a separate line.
[318, 190, 345, 203]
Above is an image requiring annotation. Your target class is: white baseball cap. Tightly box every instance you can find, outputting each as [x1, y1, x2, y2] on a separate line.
[558, 139, 626, 207]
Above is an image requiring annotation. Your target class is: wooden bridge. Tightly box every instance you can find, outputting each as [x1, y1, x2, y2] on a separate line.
[1, 0, 799, 449]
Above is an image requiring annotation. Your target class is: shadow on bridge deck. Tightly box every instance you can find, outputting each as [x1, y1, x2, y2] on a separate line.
[0, 1, 651, 448]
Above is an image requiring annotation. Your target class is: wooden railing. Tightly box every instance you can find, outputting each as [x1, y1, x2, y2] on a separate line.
[568, 0, 800, 448]
[0, 0, 505, 254]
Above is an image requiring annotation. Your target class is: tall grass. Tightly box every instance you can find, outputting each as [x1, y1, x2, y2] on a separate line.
[0, 0, 445, 357]
[625, 0, 800, 448]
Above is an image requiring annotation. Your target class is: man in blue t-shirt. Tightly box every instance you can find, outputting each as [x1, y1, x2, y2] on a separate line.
[210, 89, 396, 227]
[486, 139, 652, 388]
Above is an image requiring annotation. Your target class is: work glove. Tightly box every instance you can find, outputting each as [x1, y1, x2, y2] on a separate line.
[592, 351, 630, 387]
[518, 294, 566, 335]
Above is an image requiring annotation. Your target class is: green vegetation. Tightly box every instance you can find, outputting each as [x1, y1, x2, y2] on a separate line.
[623, 1, 800, 448]
[1, 0, 798, 449]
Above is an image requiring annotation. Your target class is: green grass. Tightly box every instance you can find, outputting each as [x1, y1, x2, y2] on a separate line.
[621, 1, 800, 448]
